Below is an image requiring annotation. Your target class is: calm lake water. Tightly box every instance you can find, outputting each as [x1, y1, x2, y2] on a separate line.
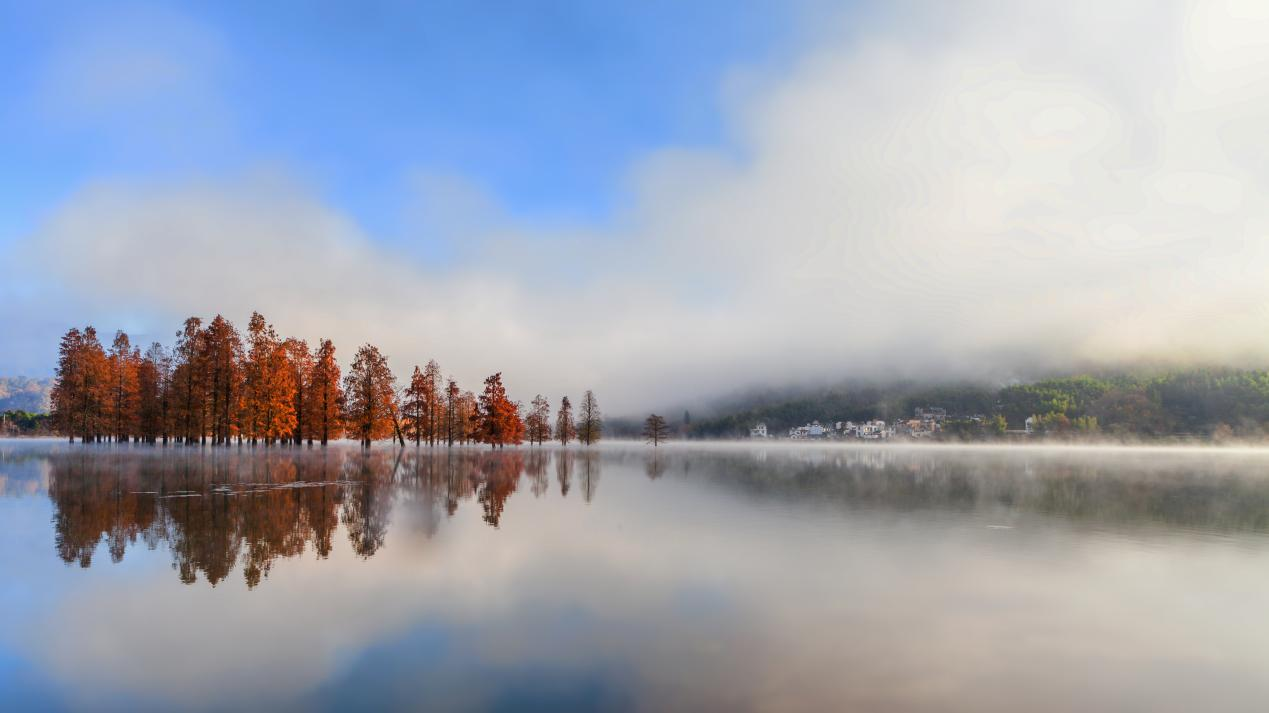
[4, 440, 1269, 712]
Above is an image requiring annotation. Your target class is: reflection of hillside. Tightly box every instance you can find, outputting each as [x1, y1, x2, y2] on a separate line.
[0, 445, 52, 496]
[654, 448, 1269, 534]
[43, 448, 598, 588]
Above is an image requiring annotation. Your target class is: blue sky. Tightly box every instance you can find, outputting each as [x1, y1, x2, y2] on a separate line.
[0, 0, 814, 250]
[6, 1, 1269, 411]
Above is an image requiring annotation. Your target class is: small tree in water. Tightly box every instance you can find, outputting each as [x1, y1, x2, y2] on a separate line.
[578, 390, 602, 446]
[556, 396, 577, 445]
[526, 394, 552, 445]
[643, 414, 669, 446]
[402, 366, 429, 446]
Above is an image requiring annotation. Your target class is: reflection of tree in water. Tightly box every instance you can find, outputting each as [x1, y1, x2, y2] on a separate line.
[578, 451, 600, 503]
[526, 450, 550, 497]
[556, 450, 573, 498]
[341, 450, 397, 558]
[396, 451, 446, 539]
[42, 446, 599, 588]
[305, 452, 343, 558]
[475, 450, 525, 527]
[51, 452, 159, 567]
[644, 453, 667, 480]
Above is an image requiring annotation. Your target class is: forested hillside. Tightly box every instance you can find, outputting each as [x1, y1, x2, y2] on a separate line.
[687, 370, 1269, 440]
[0, 377, 52, 413]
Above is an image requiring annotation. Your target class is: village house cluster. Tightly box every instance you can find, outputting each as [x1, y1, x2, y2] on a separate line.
[751, 407, 968, 441]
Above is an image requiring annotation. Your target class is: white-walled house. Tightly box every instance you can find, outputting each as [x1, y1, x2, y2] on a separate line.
[789, 421, 827, 439]
[750, 423, 768, 439]
[856, 420, 893, 440]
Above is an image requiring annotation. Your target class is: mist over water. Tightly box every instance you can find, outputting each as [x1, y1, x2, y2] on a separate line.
[4, 440, 1269, 711]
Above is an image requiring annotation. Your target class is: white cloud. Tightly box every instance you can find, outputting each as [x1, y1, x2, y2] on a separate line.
[22, 0, 1269, 412]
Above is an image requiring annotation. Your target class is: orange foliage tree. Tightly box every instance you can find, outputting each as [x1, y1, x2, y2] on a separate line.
[343, 344, 400, 447]
[105, 331, 140, 442]
[51, 326, 109, 442]
[243, 313, 296, 444]
[478, 373, 523, 448]
[283, 337, 313, 445]
[421, 359, 442, 445]
[459, 390, 479, 444]
[136, 343, 167, 443]
[307, 339, 343, 444]
[204, 315, 243, 445]
[172, 317, 206, 444]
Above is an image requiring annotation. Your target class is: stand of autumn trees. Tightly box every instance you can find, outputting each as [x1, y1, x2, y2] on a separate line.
[50, 314, 602, 448]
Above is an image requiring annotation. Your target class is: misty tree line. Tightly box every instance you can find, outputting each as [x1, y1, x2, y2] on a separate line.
[50, 313, 602, 448]
[688, 371, 1269, 440]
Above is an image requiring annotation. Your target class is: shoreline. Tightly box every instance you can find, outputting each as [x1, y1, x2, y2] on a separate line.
[9, 435, 1269, 456]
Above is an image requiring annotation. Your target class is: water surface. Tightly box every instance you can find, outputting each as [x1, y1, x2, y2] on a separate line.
[3, 440, 1269, 712]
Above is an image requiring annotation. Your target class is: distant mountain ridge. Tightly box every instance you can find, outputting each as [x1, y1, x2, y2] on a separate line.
[0, 377, 53, 413]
